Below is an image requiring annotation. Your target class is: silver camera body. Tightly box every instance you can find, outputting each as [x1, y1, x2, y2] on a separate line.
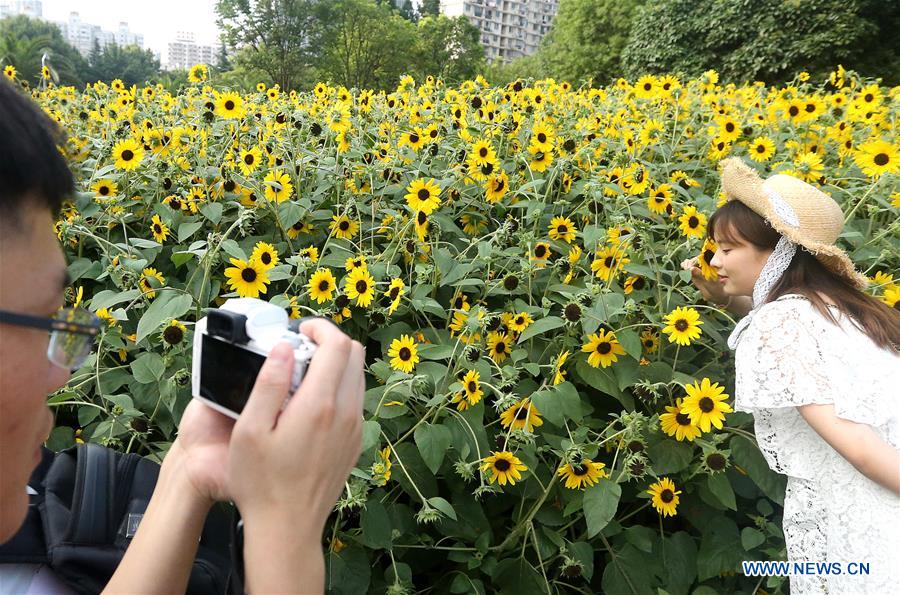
[191, 298, 317, 419]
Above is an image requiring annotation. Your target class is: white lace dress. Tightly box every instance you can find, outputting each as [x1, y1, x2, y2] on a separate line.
[733, 293, 900, 594]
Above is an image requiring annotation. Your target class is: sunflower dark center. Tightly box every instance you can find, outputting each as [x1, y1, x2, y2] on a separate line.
[241, 268, 257, 282]
[707, 453, 727, 470]
[467, 381, 477, 393]
[699, 396, 715, 412]
[121, 149, 134, 161]
[398, 347, 411, 361]
[494, 458, 511, 471]
[874, 153, 889, 166]
[481, 162, 494, 175]
[864, 93, 873, 102]
[260, 253, 272, 265]
[789, 106, 799, 116]
[154, 224, 162, 233]
[558, 224, 568, 233]
[535, 245, 547, 257]
[339, 220, 349, 231]
[514, 406, 531, 420]
[632, 277, 645, 290]
[675, 319, 688, 332]
[604, 256, 614, 267]
[537, 133, 546, 143]
[244, 154, 254, 164]
[660, 489, 674, 503]
[564, 303, 582, 321]
[418, 188, 430, 200]
[409, 133, 419, 143]
[417, 211, 427, 225]
[725, 123, 734, 132]
[495, 341, 506, 354]
[163, 325, 183, 344]
[100, 186, 110, 195]
[494, 178, 505, 192]
[389, 287, 399, 299]
[675, 412, 691, 425]
[515, 316, 525, 325]
[704, 249, 715, 263]
[573, 464, 589, 476]
[479, 147, 488, 157]
[224, 100, 235, 110]
[596, 342, 611, 355]
[355, 280, 368, 293]
[318, 280, 330, 291]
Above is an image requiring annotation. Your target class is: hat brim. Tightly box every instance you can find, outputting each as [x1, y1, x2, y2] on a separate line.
[719, 157, 869, 291]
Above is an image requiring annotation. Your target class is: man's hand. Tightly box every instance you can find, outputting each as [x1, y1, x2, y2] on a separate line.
[172, 399, 236, 506]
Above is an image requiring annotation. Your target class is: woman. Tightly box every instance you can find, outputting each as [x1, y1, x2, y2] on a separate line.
[684, 157, 900, 594]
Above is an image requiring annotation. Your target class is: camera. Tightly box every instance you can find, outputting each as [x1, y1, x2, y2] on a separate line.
[191, 298, 317, 419]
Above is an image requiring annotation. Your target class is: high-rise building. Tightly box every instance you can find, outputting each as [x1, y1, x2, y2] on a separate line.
[0, 0, 42, 19]
[166, 32, 215, 71]
[440, 0, 558, 63]
[57, 12, 144, 57]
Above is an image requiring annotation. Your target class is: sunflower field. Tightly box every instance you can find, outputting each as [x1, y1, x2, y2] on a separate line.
[9, 63, 900, 594]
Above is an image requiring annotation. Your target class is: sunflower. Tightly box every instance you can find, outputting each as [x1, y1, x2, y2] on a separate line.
[698, 238, 719, 281]
[299, 246, 319, 263]
[470, 139, 496, 166]
[647, 184, 672, 215]
[251, 241, 279, 269]
[680, 378, 733, 432]
[530, 120, 555, 152]
[451, 369, 483, 411]
[485, 171, 509, 203]
[224, 257, 270, 298]
[552, 350, 570, 385]
[345, 255, 367, 272]
[405, 178, 441, 214]
[385, 278, 405, 314]
[881, 287, 900, 309]
[3, 64, 15, 80]
[678, 205, 707, 239]
[590, 245, 629, 281]
[307, 268, 336, 304]
[388, 334, 419, 373]
[344, 266, 375, 307]
[187, 64, 208, 83]
[399, 129, 426, 151]
[500, 398, 543, 432]
[531, 242, 551, 267]
[548, 216, 576, 243]
[331, 214, 359, 239]
[506, 311, 533, 333]
[528, 145, 554, 173]
[486, 330, 511, 364]
[112, 138, 144, 171]
[263, 169, 293, 203]
[161, 320, 187, 347]
[793, 151, 825, 183]
[659, 398, 702, 441]
[481, 451, 528, 486]
[150, 214, 169, 243]
[662, 306, 703, 346]
[647, 477, 681, 517]
[91, 179, 117, 198]
[748, 136, 775, 162]
[853, 138, 898, 178]
[581, 329, 626, 368]
[640, 329, 659, 354]
[139, 267, 166, 299]
[557, 459, 608, 489]
[371, 446, 392, 486]
[237, 147, 262, 175]
[633, 74, 657, 99]
[414, 210, 430, 242]
[214, 91, 245, 119]
[623, 275, 646, 294]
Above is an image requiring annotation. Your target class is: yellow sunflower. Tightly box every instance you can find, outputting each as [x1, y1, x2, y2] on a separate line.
[187, 64, 208, 83]
[647, 184, 672, 215]
[307, 268, 336, 304]
[150, 214, 169, 243]
[678, 205, 707, 239]
[214, 91, 245, 119]
[640, 329, 659, 354]
[680, 378, 733, 432]
[506, 311, 533, 333]
[698, 238, 719, 281]
[91, 179, 117, 198]
[531, 242, 551, 267]
[388, 334, 419, 373]
[344, 266, 375, 307]
[659, 398, 702, 442]
[486, 330, 511, 364]
[470, 139, 496, 166]
[237, 147, 262, 175]
[881, 286, 900, 309]
[553, 350, 570, 385]
[161, 319, 188, 347]
[548, 216, 576, 243]
[481, 451, 528, 486]
[385, 278, 405, 314]
[250, 241, 279, 270]
[263, 169, 293, 203]
[331, 214, 359, 240]
[405, 178, 441, 214]
[485, 171, 509, 203]
[853, 139, 898, 178]
[647, 477, 681, 517]
[224, 257, 270, 298]
[499, 398, 543, 433]
[112, 138, 144, 171]
[452, 369, 483, 411]
[662, 306, 703, 346]
[581, 329, 626, 368]
[748, 136, 775, 162]
[139, 267, 166, 299]
[557, 459, 608, 489]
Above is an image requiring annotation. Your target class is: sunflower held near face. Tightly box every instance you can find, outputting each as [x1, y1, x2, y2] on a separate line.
[481, 451, 528, 486]
[112, 138, 144, 171]
[581, 329, 626, 368]
[557, 459, 608, 489]
[680, 378, 733, 432]
[647, 477, 681, 517]
[224, 257, 270, 298]
[662, 306, 703, 346]
[388, 334, 420, 374]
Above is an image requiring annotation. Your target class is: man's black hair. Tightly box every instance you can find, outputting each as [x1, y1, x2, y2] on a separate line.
[0, 79, 74, 231]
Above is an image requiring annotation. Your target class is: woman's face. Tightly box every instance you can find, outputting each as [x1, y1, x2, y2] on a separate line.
[709, 226, 774, 297]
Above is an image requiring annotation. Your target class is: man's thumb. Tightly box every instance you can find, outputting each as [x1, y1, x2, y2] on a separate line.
[237, 342, 294, 430]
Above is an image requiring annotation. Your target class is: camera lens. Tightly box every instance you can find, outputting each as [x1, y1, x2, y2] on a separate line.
[207, 310, 251, 344]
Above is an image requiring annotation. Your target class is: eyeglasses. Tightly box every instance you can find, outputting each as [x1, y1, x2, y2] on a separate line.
[0, 307, 101, 370]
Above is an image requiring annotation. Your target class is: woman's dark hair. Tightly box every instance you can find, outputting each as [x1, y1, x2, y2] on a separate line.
[0, 79, 74, 233]
[708, 200, 900, 353]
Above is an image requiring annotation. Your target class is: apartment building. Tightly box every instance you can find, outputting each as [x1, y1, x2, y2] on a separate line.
[166, 31, 215, 71]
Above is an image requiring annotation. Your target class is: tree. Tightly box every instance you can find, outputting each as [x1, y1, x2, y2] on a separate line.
[216, 0, 332, 90]
[0, 15, 87, 86]
[415, 15, 485, 83]
[419, 0, 441, 17]
[622, 0, 896, 85]
[537, 0, 643, 86]
[85, 42, 160, 86]
[320, 0, 418, 90]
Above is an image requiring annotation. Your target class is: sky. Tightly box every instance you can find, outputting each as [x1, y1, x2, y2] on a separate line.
[41, 0, 222, 61]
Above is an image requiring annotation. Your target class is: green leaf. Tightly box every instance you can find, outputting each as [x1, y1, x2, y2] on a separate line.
[647, 440, 694, 474]
[178, 221, 204, 242]
[360, 501, 392, 549]
[517, 316, 565, 342]
[707, 473, 737, 511]
[731, 436, 787, 505]
[414, 423, 452, 474]
[583, 478, 621, 538]
[131, 352, 165, 384]
[696, 516, 744, 581]
[220, 239, 247, 261]
[530, 382, 582, 426]
[494, 558, 545, 595]
[361, 421, 381, 452]
[136, 292, 193, 344]
[90, 289, 141, 310]
[201, 202, 223, 224]
[427, 496, 458, 521]
[575, 358, 620, 398]
[617, 328, 642, 360]
[741, 527, 766, 551]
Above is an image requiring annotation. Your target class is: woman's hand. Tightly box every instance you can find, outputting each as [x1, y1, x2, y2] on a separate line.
[681, 255, 729, 305]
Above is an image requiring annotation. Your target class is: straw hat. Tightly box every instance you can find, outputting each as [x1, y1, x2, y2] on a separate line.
[719, 157, 868, 290]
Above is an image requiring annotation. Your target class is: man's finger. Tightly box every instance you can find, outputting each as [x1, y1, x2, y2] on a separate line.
[237, 342, 295, 431]
[296, 318, 353, 399]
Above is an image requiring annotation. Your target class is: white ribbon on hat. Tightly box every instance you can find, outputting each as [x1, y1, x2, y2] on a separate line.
[727, 236, 797, 349]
